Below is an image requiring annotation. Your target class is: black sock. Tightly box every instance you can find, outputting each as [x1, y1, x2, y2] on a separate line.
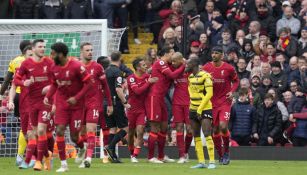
[108, 130, 127, 150]
[108, 134, 115, 147]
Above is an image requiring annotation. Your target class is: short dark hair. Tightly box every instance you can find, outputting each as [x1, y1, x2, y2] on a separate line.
[132, 56, 144, 71]
[51, 42, 69, 57]
[19, 40, 31, 53]
[239, 88, 248, 96]
[110, 51, 121, 62]
[80, 42, 92, 50]
[222, 28, 231, 34]
[264, 93, 274, 100]
[189, 57, 201, 67]
[97, 56, 110, 70]
[22, 45, 32, 54]
[160, 45, 173, 56]
[298, 56, 306, 62]
[32, 39, 45, 47]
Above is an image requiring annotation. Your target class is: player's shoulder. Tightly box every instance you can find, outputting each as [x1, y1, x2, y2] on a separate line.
[202, 62, 213, 69]
[223, 62, 235, 69]
[128, 74, 136, 84]
[199, 70, 211, 78]
[154, 59, 167, 67]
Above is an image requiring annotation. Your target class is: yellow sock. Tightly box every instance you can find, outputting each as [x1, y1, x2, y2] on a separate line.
[194, 137, 205, 163]
[17, 130, 27, 156]
[205, 136, 215, 163]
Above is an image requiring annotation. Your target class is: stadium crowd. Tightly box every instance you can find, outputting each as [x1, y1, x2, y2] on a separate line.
[0, 0, 306, 172]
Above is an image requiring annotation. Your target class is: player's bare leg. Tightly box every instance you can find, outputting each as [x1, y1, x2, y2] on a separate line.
[190, 120, 206, 168]
[19, 130, 36, 169]
[79, 123, 97, 168]
[75, 125, 87, 164]
[55, 125, 69, 173]
[148, 122, 163, 163]
[219, 121, 230, 165]
[201, 119, 215, 169]
[34, 123, 50, 171]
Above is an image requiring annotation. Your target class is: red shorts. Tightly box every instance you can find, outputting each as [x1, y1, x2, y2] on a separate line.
[29, 103, 51, 127]
[212, 105, 231, 127]
[84, 107, 101, 124]
[55, 108, 84, 133]
[47, 115, 55, 132]
[20, 111, 30, 135]
[127, 110, 146, 129]
[172, 105, 190, 124]
[145, 96, 168, 122]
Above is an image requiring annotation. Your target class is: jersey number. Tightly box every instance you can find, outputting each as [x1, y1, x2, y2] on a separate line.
[74, 120, 81, 128]
[42, 111, 51, 121]
[93, 109, 99, 118]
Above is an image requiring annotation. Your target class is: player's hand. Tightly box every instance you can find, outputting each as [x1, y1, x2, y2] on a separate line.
[51, 105, 56, 116]
[67, 97, 77, 105]
[253, 133, 259, 140]
[23, 78, 34, 87]
[7, 101, 14, 111]
[267, 137, 274, 144]
[148, 77, 159, 83]
[289, 114, 296, 122]
[107, 105, 113, 116]
[226, 92, 233, 100]
[44, 97, 51, 106]
[124, 103, 131, 109]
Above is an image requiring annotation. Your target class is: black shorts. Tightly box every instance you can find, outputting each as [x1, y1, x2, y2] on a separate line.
[189, 109, 213, 121]
[105, 102, 128, 129]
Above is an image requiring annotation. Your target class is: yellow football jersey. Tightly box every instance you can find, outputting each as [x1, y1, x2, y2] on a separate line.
[8, 55, 26, 93]
[188, 71, 213, 114]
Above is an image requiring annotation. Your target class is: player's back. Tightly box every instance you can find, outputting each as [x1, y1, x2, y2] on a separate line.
[105, 64, 123, 101]
[127, 73, 150, 111]
[203, 62, 235, 107]
[188, 71, 212, 111]
[173, 72, 189, 105]
[148, 60, 171, 96]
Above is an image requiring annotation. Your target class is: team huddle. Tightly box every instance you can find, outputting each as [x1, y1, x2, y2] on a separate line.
[3, 39, 239, 172]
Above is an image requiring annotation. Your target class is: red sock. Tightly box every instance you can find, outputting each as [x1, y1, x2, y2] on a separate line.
[133, 147, 141, 157]
[56, 136, 66, 161]
[176, 132, 185, 158]
[102, 129, 109, 146]
[147, 132, 158, 159]
[222, 131, 230, 154]
[37, 135, 47, 161]
[213, 133, 223, 158]
[128, 145, 135, 155]
[86, 132, 95, 158]
[157, 132, 166, 159]
[184, 133, 193, 154]
[25, 139, 37, 164]
[47, 132, 54, 153]
[77, 134, 87, 149]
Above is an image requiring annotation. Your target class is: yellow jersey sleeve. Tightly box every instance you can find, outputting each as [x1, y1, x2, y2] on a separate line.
[197, 73, 213, 115]
[7, 56, 25, 93]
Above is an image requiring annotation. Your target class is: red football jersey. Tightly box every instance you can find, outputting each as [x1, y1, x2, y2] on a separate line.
[173, 72, 190, 105]
[15, 57, 53, 105]
[83, 61, 109, 110]
[148, 60, 185, 96]
[127, 73, 151, 112]
[48, 59, 91, 110]
[203, 62, 239, 107]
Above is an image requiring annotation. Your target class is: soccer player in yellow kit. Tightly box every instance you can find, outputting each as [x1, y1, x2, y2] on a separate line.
[185, 56, 215, 169]
[0, 40, 32, 166]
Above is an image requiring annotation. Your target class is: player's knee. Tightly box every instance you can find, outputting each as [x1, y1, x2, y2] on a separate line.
[37, 127, 46, 136]
[203, 129, 211, 137]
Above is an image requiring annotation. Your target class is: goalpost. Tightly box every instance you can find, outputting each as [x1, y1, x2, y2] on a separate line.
[0, 19, 125, 158]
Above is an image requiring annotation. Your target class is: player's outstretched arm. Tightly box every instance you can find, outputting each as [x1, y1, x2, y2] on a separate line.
[8, 83, 16, 111]
[162, 63, 185, 79]
[0, 72, 13, 97]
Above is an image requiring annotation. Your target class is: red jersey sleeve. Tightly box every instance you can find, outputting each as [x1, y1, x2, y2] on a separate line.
[229, 65, 239, 93]
[128, 75, 150, 95]
[159, 60, 185, 79]
[46, 69, 57, 99]
[74, 64, 92, 101]
[14, 61, 28, 85]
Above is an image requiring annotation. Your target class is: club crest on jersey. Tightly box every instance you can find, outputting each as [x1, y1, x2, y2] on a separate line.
[221, 70, 224, 76]
[66, 70, 70, 77]
[43, 66, 47, 73]
[80, 65, 86, 73]
[129, 77, 135, 83]
[90, 69, 94, 75]
[117, 77, 123, 84]
[159, 61, 165, 65]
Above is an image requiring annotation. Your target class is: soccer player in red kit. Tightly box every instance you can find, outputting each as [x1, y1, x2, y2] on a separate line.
[14, 39, 53, 171]
[78, 42, 113, 168]
[145, 46, 185, 163]
[203, 46, 239, 165]
[127, 57, 158, 163]
[44, 42, 92, 173]
[170, 52, 193, 163]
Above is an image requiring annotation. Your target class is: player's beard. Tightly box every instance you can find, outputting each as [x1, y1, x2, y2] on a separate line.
[54, 55, 61, 65]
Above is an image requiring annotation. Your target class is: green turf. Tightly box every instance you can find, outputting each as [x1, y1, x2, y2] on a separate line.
[0, 158, 307, 175]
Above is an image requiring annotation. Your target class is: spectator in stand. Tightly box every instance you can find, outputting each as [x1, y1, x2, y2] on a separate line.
[158, 27, 179, 53]
[275, 27, 298, 59]
[159, 0, 182, 28]
[267, 88, 289, 123]
[289, 80, 299, 94]
[207, 16, 225, 47]
[65, 0, 92, 19]
[128, 0, 142, 45]
[255, 31, 271, 56]
[228, 9, 250, 37]
[288, 0, 301, 17]
[13, 0, 40, 19]
[38, 0, 65, 19]
[247, 54, 262, 72]
[226, 0, 248, 20]
[226, 47, 240, 68]
[297, 27, 307, 56]
[188, 16, 205, 42]
[275, 52, 289, 70]
[251, 74, 261, 94]
[174, 26, 183, 53]
[145, 48, 158, 67]
[286, 56, 298, 77]
[288, 56, 307, 87]
[252, 93, 283, 146]
[0, 0, 13, 18]
[159, 13, 179, 41]
[291, 104, 307, 146]
[298, 0, 307, 29]
[258, 75, 273, 99]
[200, 0, 215, 30]
[230, 88, 255, 146]
[252, 2, 276, 42]
[240, 39, 255, 64]
[217, 28, 236, 54]
[237, 57, 250, 80]
[245, 21, 261, 47]
[235, 29, 246, 48]
[260, 43, 277, 63]
[268, 0, 283, 19]
[270, 61, 288, 97]
[189, 41, 200, 56]
[261, 62, 271, 77]
[198, 33, 211, 65]
[283, 91, 293, 107]
[276, 6, 301, 37]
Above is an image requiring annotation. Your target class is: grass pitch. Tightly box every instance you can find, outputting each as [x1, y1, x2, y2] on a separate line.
[0, 158, 307, 175]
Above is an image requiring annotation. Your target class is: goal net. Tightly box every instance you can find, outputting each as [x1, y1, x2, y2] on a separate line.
[0, 19, 125, 158]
